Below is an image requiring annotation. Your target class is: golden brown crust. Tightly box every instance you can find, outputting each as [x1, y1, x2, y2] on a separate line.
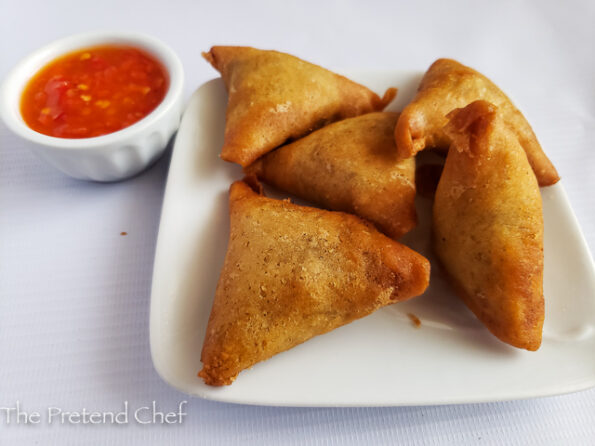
[203, 46, 397, 167]
[199, 179, 430, 386]
[433, 100, 544, 351]
[246, 112, 416, 239]
[395, 58, 559, 187]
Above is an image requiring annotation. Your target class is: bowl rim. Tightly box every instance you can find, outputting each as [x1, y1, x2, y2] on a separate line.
[0, 30, 184, 150]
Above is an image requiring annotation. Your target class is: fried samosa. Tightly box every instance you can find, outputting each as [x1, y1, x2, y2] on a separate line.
[433, 100, 544, 351]
[246, 112, 416, 239]
[395, 58, 559, 187]
[199, 178, 430, 386]
[203, 46, 396, 167]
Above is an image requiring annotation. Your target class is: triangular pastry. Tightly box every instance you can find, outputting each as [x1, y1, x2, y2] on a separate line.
[203, 46, 396, 167]
[433, 100, 544, 351]
[395, 58, 559, 186]
[199, 178, 430, 385]
[246, 112, 416, 239]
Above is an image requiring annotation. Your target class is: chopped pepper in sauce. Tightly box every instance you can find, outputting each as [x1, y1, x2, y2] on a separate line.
[21, 45, 168, 138]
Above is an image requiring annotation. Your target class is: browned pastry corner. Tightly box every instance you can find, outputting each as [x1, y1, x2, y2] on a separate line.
[395, 58, 559, 186]
[433, 100, 544, 351]
[246, 112, 416, 239]
[203, 46, 397, 167]
[199, 178, 430, 386]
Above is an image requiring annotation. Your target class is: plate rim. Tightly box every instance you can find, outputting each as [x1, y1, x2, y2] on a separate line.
[149, 72, 595, 407]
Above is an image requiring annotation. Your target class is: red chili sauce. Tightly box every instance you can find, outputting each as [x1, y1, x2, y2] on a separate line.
[20, 45, 168, 138]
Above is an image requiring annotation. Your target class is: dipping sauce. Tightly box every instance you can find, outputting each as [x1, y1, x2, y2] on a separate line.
[20, 45, 168, 138]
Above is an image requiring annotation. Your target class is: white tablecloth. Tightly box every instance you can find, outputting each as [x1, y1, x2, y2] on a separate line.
[1, 1, 594, 444]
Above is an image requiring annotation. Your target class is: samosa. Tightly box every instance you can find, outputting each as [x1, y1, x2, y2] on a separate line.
[395, 58, 559, 186]
[203, 46, 396, 167]
[433, 100, 544, 351]
[246, 112, 416, 239]
[199, 178, 430, 386]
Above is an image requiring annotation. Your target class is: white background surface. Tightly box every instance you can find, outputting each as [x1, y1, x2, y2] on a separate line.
[1, 0, 594, 444]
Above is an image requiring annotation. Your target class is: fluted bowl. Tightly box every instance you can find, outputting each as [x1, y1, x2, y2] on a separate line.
[0, 31, 184, 181]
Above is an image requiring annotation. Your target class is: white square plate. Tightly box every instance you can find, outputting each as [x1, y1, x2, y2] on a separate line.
[150, 71, 595, 406]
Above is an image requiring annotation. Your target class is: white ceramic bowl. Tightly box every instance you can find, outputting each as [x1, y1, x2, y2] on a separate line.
[0, 31, 184, 181]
